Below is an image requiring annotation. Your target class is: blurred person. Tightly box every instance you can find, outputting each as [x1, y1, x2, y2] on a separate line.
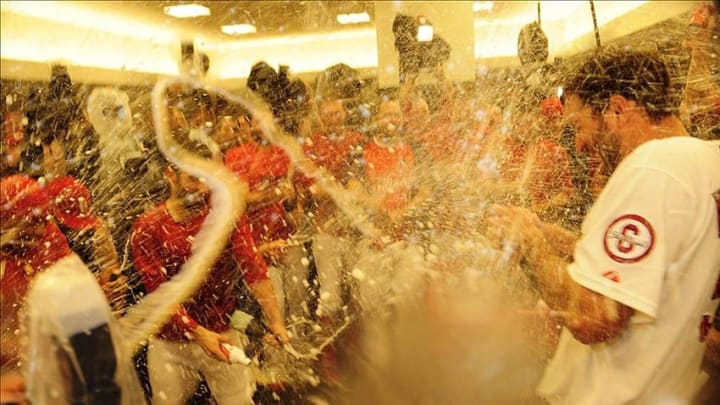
[213, 105, 252, 154]
[35, 131, 127, 311]
[524, 97, 575, 225]
[681, 2, 720, 139]
[399, 70, 458, 164]
[295, 97, 367, 318]
[86, 87, 142, 181]
[1, 175, 141, 404]
[1, 174, 73, 372]
[497, 105, 533, 184]
[488, 49, 720, 404]
[463, 103, 505, 179]
[1, 111, 25, 177]
[361, 99, 429, 234]
[350, 98, 430, 373]
[131, 143, 289, 405]
[223, 115, 299, 318]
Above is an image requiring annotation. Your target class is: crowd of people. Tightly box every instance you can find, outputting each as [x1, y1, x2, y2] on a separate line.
[1, 3, 719, 405]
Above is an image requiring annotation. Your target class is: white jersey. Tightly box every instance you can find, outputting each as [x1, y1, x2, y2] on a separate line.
[538, 137, 720, 404]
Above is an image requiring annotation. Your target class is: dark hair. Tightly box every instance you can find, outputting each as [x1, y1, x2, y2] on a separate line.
[517, 22, 548, 65]
[315, 63, 363, 101]
[247, 62, 309, 135]
[216, 96, 251, 120]
[564, 49, 674, 121]
[161, 136, 217, 172]
[392, 14, 451, 76]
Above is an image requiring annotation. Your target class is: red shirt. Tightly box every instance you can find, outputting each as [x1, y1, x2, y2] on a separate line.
[499, 136, 526, 182]
[224, 142, 295, 243]
[131, 203, 268, 341]
[415, 122, 457, 163]
[1, 222, 73, 308]
[527, 139, 574, 204]
[363, 140, 416, 214]
[299, 129, 366, 187]
[45, 176, 100, 230]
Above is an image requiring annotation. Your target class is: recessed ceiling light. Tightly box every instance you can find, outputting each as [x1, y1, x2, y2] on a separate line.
[164, 4, 211, 19]
[221, 24, 257, 35]
[336, 12, 371, 25]
[473, 1, 494, 13]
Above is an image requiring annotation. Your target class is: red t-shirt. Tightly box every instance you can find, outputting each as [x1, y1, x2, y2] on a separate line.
[1, 222, 73, 309]
[415, 122, 457, 163]
[527, 139, 574, 204]
[499, 136, 526, 182]
[131, 203, 268, 341]
[45, 176, 100, 230]
[224, 142, 295, 243]
[363, 140, 416, 214]
[299, 129, 366, 187]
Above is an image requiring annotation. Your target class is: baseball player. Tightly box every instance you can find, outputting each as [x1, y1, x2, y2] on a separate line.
[489, 49, 720, 404]
[131, 154, 289, 405]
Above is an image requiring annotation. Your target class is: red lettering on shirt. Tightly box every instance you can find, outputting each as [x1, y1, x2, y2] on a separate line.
[700, 314, 713, 343]
[602, 271, 621, 283]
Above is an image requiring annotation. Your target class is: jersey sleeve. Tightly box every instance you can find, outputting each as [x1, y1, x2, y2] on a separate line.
[568, 164, 694, 318]
[230, 216, 269, 284]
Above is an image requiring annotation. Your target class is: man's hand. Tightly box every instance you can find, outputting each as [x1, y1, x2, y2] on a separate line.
[264, 321, 290, 347]
[191, 327, 231, 362]
[486, 205, 544, 255]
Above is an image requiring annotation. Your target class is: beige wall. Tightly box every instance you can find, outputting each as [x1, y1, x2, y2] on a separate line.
[0, 1, 701, 87]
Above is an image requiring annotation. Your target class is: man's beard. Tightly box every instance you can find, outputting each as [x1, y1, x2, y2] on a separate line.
[595, 123, 622, 174]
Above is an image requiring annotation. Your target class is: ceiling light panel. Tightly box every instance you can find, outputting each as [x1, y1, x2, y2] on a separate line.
[336, 12, 371, 25]
[164, 4, 210, 19]
[473, 2, 494, 13]
[221, 24, 257, 35]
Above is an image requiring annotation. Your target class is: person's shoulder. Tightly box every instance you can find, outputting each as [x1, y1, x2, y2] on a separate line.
[225, 142, 256, 157]
[134, 202, 169, 227]
[621, 137, 720, 188]
[637, 136, 717, 153]
[628, 136, 719, 165]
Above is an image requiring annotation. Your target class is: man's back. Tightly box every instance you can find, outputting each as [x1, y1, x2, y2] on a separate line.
[539, 137, 720, 404]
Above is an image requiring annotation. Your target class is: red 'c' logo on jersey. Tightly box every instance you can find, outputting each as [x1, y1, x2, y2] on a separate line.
[603, 214, 655, 263]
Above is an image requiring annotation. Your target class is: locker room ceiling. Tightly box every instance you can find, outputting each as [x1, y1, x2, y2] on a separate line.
[77, 1, 538, 42]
